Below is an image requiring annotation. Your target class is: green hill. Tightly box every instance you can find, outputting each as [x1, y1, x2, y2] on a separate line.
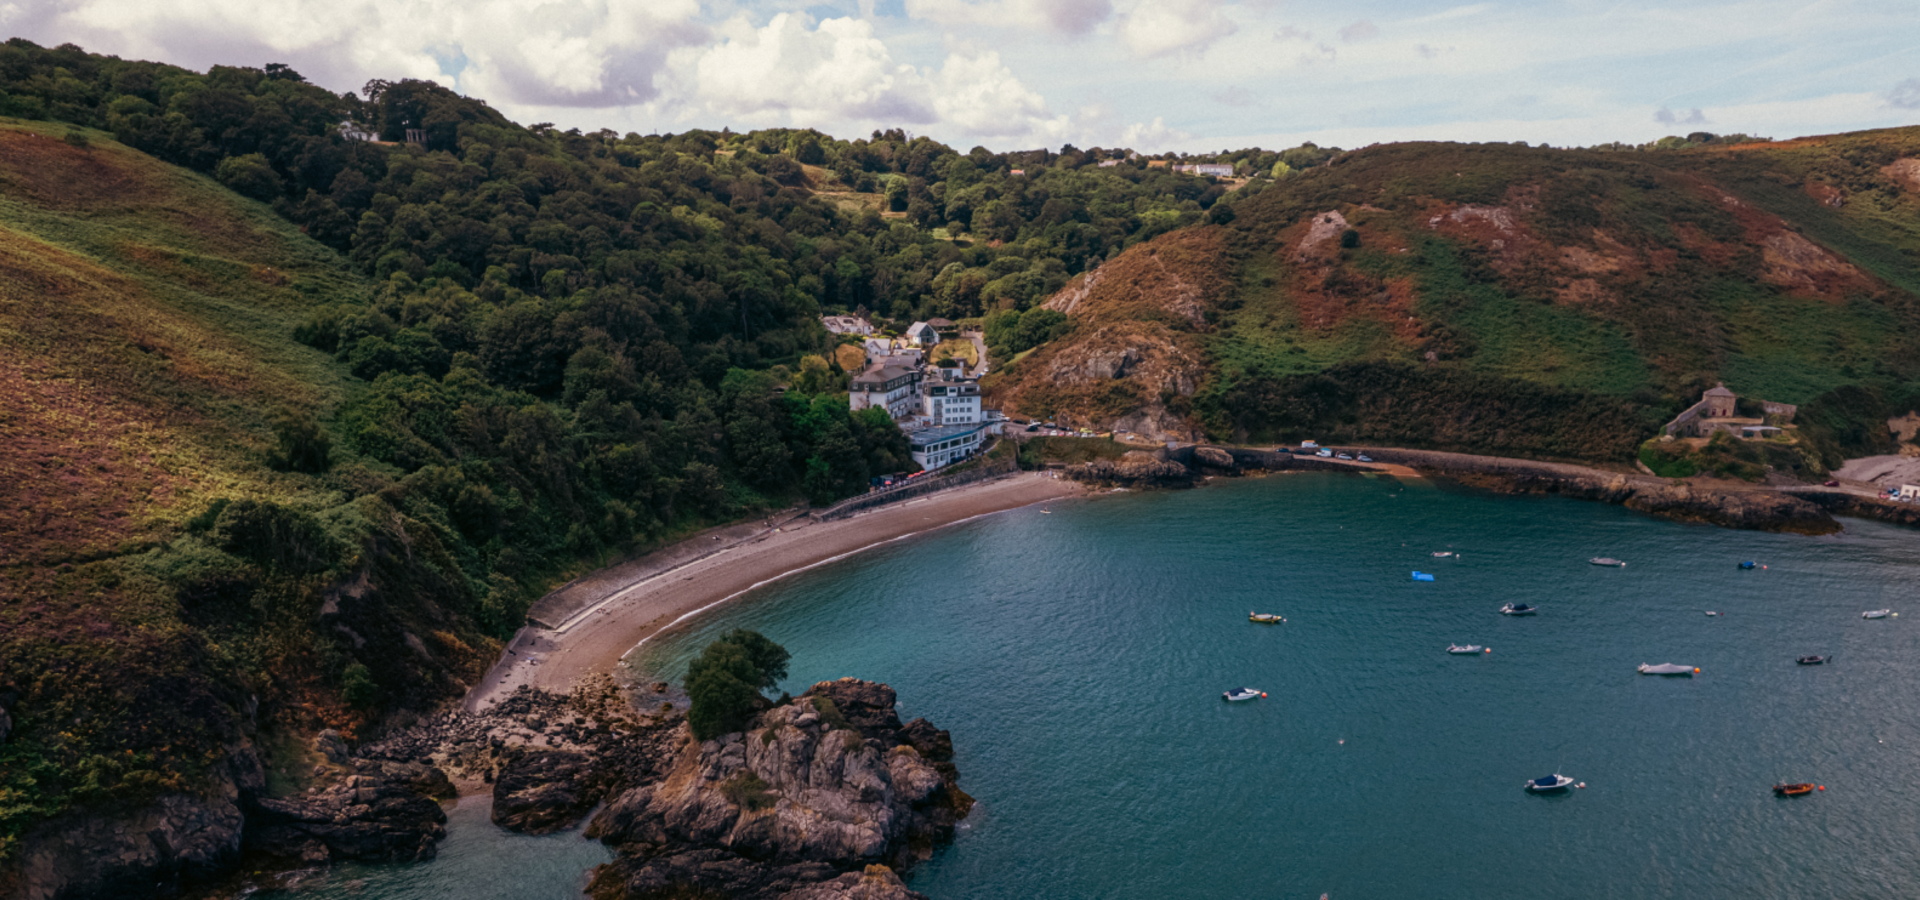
[989, 129, 1920, 465]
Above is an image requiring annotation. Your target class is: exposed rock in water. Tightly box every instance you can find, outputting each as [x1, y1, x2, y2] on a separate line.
[245, 759, 453, 864]
[780, 865, 928, 900]
[492, 749, 604, 835]
[5, 745, 263, 900]
[585, 678, 969, 900]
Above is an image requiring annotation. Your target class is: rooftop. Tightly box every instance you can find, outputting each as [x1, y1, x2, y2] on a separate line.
[908, 423, 987, 447]
[1705, 383, 1736, 397]
[852, 365, 914, 385]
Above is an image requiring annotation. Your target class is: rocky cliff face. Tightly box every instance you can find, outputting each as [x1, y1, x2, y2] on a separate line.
[585, 679, 968, 900]
[5, 745, 262, 900]
[244, 758, 453, 865]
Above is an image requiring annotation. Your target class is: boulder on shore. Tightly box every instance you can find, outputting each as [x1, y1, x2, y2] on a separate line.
[245, 759, 451, 864]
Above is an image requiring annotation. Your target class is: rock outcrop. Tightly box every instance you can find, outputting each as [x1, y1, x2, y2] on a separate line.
[780, 865, 928, 900]
[1067, 450, 1198, 488]
[491, 749, 604, 834]
[5, 745, 262, 900]
[245, 759, 452, 864]
[585, 679, 968, 900]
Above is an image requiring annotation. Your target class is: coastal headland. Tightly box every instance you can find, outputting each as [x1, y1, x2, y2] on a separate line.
[469, 472, 1084, 707]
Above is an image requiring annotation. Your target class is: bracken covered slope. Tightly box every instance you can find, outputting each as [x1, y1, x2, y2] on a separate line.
[988, 127, 1920, 463]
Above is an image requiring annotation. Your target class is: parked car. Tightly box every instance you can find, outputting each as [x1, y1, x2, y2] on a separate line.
[1316, 448, 1333, 458]
[1301, 440, 1320, 449]
[1336, 452, 1354, 460]
[1357, 454, 1374, 462]
[1823, 480, 1840, 487]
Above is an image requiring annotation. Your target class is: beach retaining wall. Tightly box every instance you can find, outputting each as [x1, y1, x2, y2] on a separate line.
[811, 458, 1022, 521]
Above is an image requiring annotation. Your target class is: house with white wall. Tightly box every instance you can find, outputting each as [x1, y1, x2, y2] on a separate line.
[908, 423, 986, 471]
[849, 365, 921, 419]
[921, 380, 981, 426]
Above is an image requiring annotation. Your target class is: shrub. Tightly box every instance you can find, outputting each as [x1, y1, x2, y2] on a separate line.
[63, 129, 89, 149]
[811, 696, 852, 730]
[271, 412, 333, 473]
[719, 770, 777, 811]
[341, 662, 379, 709]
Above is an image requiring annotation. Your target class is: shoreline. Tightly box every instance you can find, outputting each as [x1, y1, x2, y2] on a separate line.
[465, 472, 1084, 710]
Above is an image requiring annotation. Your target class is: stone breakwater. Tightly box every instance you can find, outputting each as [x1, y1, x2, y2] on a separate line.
[584, 678, 970, 900]
[1068, 442, 1920, 535]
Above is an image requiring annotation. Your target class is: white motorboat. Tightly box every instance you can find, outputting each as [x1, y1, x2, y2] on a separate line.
[1249, 612, 1286, 624]
[1638, 663, 1699, 675]
[1863, 609, 1895, 619]
[1500, 603, 1538, 616]
[1223, 687, 1267, 702]
[1525, 774, 1576, 793]
[1431, 551, 1455, 558]
[1590, 557, 1627, 567]
[1448, 644, 1489, 654]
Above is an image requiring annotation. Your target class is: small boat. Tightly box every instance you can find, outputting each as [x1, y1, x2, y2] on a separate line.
[1411, 571, 1436, 582]
[1705, 611, 1721, 617]
[1638, 663, 1699, 675]
[1590, 557, 1627, 567]
[1525, 774, 1575, 793]
[1796, 655, 1827, 665]
[1249, 612, 1286, 623]
[1739, 561, 1757, 570]
[1448, 644, 1489, 654]
[1863, 609, 1895, 619]
[1500, 603, 1538, 616]
[1223, 687, 1267, 702]
[1773, 783, 1816, 797]
[1431, 551, 1454, 558]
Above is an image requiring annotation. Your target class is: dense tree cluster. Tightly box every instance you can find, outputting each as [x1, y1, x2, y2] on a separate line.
[686, 630, 791, 741]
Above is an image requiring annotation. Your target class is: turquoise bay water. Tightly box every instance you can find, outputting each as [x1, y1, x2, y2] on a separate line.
[628, 473, 1920, 899]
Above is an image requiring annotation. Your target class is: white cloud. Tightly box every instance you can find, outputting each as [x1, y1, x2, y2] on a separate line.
[670, 13, 1071, 143]
[1116, 0, 1237, 59]
[1655, 106, 1709, 125]
[1889, 78, 1920, 110]
[1339, 21, 1379, 43]
[1120, 116, 1191, 149]
[905, 0, 1113, 36]
[29, 0, 706, 108]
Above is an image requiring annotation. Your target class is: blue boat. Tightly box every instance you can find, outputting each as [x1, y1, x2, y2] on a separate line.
[1526, 774, 1575, 793]
[1740, 561, 1757, 570]
[1411, 571, 1436, 582]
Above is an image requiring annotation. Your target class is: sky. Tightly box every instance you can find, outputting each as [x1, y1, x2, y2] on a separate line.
[6, 0, 1918, 153]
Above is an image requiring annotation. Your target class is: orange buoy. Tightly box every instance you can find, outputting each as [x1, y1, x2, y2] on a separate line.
[1819, 786, 1825, 791]
[1261, 692, 1267, 698]
[1695, 668, 1701, 673]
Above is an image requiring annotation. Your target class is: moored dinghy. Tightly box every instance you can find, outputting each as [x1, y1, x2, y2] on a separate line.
[1249, 612, 1285, 623]
[1773, 783, 1817, 797]
[1863, 609, 1895, 619]
[1525, 774, 1576, 793]
[1796, 655, 1827, 665]
[1448, 644, 1489, 654]
[1638, 663, 1699, 676]
[1590, 557, 1627, 567]
[1500, 603, 1538, 616]
[1223, 687, 1266, 701]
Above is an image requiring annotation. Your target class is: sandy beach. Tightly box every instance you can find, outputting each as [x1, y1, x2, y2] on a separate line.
[465, 472, 1084, 711]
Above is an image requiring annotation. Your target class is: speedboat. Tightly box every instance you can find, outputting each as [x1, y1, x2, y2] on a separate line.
[1500, 603, 1538, 616]
[1525, 774, 1575, 793]
[1249, 612, 1285, 623]
[1773, 783, 1816, 797]
[1638, 663, 1699, 675]
[1705, 611, 1721, 617]
[1590, 557, 1627, 567]
[1431, 551, 1455, 558]
[1412, 571, 1436, 582]
[1739, 561, 1757, 570]
[1863, 609, 1895, 619]
[1796, 655, 1827, 665]
[1448, 644, 1488, 654]
[1223, 687, 1267, 702]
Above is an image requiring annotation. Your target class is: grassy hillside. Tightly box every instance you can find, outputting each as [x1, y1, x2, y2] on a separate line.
[988, 128, 1920, 463]
[0, 119, 389, 854]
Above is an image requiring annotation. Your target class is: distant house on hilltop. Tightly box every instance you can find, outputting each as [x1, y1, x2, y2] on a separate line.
[1663, 383, 1798, 439]
[905, 321, 941, 347]
[1174, 163, 1235, 177]
[821, 315, 873, 336]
